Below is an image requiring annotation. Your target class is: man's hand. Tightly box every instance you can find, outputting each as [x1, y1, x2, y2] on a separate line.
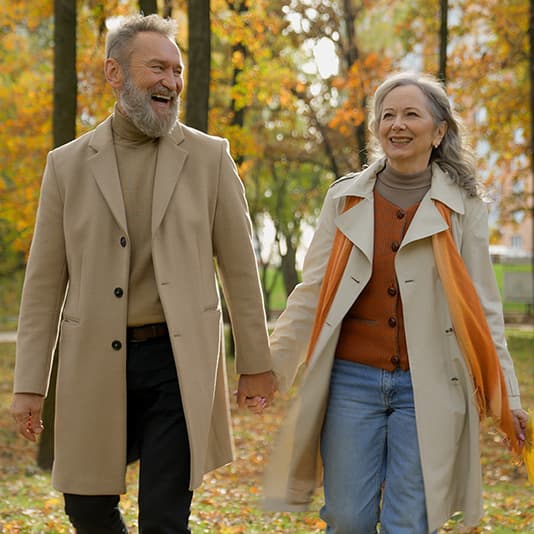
[10, 393, 44, 442]
[236, 371, 277, 413]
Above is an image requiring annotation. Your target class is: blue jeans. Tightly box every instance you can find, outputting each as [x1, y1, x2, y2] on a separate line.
[320, 359, 434, 534]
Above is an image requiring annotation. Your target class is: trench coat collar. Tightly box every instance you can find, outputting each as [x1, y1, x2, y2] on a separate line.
[88, 116, 127, 233]
[331, 158, 465, 254]
[88, 116, 188, 235]
[151, 123, 188, 234]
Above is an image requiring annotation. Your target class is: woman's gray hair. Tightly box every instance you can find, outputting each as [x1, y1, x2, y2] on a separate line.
[367, 72, 481, 197]
[105, 14, 178, 67]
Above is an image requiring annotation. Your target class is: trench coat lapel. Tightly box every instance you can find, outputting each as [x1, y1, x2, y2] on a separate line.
[152, 123, 188, 234]
[335, 195, 374, 261]
[331, 159, 384, 261]
[314, 161, 383, 341]
[88, 117, 128, 233]
[402, 163, 465, 248]
[318, 198, 375, 331]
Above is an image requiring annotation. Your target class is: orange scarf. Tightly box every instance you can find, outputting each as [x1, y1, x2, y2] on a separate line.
[305, 196, 519, 454]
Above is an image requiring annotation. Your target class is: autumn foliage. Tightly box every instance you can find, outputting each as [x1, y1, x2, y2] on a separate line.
[0, 0, 531, 291]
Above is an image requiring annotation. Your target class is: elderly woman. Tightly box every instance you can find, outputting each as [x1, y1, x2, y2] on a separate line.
[263, 72, 528, 533]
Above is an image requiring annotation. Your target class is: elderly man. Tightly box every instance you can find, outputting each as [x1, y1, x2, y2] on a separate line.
[11, 13, 275, 533]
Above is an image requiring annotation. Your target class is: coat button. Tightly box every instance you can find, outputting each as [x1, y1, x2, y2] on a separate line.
[388, 316, 397, 327]
[114, 287, 124, 298]
[391, 240, 400, 252]
[112, 340, 122, 350]
[387, 286, 397, 296]
[391, 355, 400, 365]
[120, 236, 127, 247]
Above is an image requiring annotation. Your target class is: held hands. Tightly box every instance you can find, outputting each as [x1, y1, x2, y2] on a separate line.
[236, 371, 277, 415]
[10, 393, 45, 442]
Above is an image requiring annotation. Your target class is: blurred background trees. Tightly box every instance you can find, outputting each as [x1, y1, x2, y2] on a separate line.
[0, 0, 531, 315]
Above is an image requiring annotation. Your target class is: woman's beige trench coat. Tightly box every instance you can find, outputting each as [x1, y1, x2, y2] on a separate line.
[14, 117, 272, 494]
[264, 160, 522, 532]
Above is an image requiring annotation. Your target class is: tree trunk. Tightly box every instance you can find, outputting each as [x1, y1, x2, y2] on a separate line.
[37, 351, 58, 469]
[295, 88, 341, 178]
[439, 0, 448, 84]
[185, 0, 211, 132]
[38, 0, 77, 470]
[53, 0, 77, 149]
[342, 0, 367, 167]
[138, 0, 158, 15]
[162, 0, 173, 18]
[227, 0, 248, 165]
[529, 0, 534, 306]
[280, 237, 299, 296]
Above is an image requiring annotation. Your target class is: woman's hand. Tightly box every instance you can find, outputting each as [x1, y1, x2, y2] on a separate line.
[511, 408, 529, 450]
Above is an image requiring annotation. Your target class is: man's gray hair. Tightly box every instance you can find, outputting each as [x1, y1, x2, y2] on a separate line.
[105, 14, 178, 66]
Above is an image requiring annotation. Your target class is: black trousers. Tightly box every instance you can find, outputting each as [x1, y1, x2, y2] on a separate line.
[64, 335, 193, 533]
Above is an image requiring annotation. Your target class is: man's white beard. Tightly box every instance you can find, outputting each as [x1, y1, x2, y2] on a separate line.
[119, 75, 179, 138]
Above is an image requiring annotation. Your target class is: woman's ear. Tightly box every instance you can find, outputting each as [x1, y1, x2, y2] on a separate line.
[104, 57, 123, 90]
[434, 120, 448, 147]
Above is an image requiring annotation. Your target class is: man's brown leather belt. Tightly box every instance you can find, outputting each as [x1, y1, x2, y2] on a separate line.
[127, 322, 168, 342]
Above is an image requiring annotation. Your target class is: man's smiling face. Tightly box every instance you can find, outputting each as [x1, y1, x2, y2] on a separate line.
[118, 31, 184, 137]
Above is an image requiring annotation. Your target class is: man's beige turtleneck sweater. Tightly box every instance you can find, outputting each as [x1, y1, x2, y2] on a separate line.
[111, 108, 166, 327]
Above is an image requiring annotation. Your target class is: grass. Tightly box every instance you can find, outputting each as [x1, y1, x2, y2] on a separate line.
[493, 263, 533, 315]
[0, 329, 532, 533]
[0, 271, 23, 332]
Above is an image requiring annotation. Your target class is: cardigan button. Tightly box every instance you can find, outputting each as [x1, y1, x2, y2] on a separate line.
[396, 209, 406, 219]
[387, 286, 397, 296]
[388, 317, 397, 327]
[391, 240, 400, 252]
[111, 340, 122, 351]
[391, 355, 400, 365]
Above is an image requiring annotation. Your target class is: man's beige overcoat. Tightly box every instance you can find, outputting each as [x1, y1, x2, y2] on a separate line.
[264, 160, 522, 532]
[14, 117, 272, 494]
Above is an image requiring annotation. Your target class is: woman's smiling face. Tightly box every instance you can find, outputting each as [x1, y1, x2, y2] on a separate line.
[378, 84, 446, 174]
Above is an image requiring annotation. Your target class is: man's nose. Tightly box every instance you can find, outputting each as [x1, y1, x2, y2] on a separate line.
[161, 68, 180, 91]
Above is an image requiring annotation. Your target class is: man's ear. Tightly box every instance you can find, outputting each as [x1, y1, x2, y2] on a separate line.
[104, 57, 123, 89]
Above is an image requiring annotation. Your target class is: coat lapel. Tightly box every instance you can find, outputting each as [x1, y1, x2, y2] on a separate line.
[335, 197, 374, 262]
[88, 117, 128, 233]
[401, 163, 465, 249]
[314, 161, 384, 337]
[331, 159, 385, 262]
[152, 123, 188, 235]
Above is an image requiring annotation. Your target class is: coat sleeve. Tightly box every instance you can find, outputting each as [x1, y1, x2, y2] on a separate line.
[269, 186, 339, 392]
[457, 197, 522, 410]
[211, 139, 273, 375]
[14, 151, 68, 396]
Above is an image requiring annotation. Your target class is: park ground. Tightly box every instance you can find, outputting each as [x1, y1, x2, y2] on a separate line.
[0, 328, 532, 533]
